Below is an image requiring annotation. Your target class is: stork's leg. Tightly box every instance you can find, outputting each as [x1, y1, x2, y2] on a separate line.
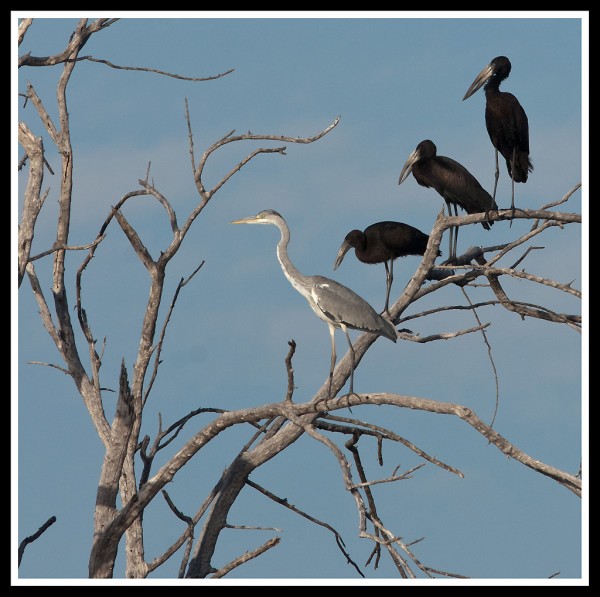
[493, 149, 500, 204]
[328, 324, 337, 399]
[444, 201, 455, 264]
[452, 203, 460, 262]
[509, 146, 516, 227]
[384, 261, 393, 315]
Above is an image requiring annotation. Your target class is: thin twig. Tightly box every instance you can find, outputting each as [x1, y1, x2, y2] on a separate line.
[18, 516, 57, 567]
[397, 323, 490, 343]
[143, 264, 205, 407]
[459, 287, 500, 428]
[79, 56, 235, 81]
[210, 538, 281, 579]
[351, 464, 426, 488]
[285, 340, 297, 402]
[318, 416, 464, 477]
[246, 479, 365, 578]
[29, 235, 106, 263]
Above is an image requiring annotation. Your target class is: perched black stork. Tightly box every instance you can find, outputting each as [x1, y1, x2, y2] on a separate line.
[398, 139, 498, 263]
[333, 221, 440, 314]
[462, 56, 533, 218]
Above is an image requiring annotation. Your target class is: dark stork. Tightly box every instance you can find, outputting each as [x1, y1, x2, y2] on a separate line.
[398, 139, 498, 263]
[333, 221, 440, 314]
[462, 56, 533, 218]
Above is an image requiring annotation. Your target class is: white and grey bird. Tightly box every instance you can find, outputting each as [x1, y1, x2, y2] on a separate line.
[231, 209, 397, 398]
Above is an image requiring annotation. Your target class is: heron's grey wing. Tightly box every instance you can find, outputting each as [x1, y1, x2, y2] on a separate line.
[311, 277, 395, 339]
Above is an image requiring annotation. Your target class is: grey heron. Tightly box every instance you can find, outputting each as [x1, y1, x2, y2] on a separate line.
[231, 209, 397, 398]
[333, 220, 441, 314]
[398, 139, 498, 263]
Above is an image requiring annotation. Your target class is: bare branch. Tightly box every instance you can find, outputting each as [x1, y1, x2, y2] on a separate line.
[78, 55, 235, 81]
[397, 323, 490, 343]
[508, 245, 545, 270]
[18, 516, 57, 567]
[139, 405, 227, 489]
[281, 410, 370, 535]
[18, 18, 33, 45]
[422, 566, 470, 579]
[318, 416, 464, 477]
[398, 298, 579, 331]
[474, 265, 581, 298]
[25, 262, 67, 353]
[246, 479, 365, 577]
[344, 433, 414, 577]
[24, 83, 61, 144]
[48, 365, 580, 576]
[190, 116, 341, 209]
[538, 182, 581, 212]
[197, 115, 341, 177]
[29, 235, 107, 263]
[224, 523, 282, 532]
[113, 209, 156, 272]
[459, 287, 501, 427]
[472, 254, 582, 329]
[142, 490, 196, 576]
[208, 146, 287, 198]
[162, 490, 193, 525]
[285, 340, 297, 402]
[351, 464, 426, 488]
[27, 361, 70, 375]
[89, 360, 136, 577]
[146, 484, 221, 576]
[143, 264, 205, 407]
[210, 537, 281, 579]
[184, 98, 197, 173]
[18, 18, 118, 67]
[18, 122, 47, 286]
[137, 179, 180, 234]
[317, 394, 582, 496]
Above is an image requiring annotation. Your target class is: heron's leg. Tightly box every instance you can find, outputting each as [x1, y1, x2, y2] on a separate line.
[493, 149, 499, 204]
[328, 324, 337, 399]
[343, 326, 356, 396]
[384, 261, 393, 314]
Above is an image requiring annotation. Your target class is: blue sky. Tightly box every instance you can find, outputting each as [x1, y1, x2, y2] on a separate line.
[14, 12, 588, 585]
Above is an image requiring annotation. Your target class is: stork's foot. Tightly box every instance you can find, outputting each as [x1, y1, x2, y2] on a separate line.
[339, 391, 357, 413]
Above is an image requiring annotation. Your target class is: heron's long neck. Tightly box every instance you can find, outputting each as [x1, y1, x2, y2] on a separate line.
[276, 224, 311, 296]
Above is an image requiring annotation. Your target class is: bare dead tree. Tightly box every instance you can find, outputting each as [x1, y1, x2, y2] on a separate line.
[17, 18, 582, 580]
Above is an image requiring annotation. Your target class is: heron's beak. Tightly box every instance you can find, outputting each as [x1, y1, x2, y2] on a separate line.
[398, 148, 420, 185]
[231, 215, 261, 225]
[333, 239, 352, 271]
[462, 63, 494, 101]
